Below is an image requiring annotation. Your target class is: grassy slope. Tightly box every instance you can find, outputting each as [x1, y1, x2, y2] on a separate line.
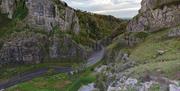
[6, 58, 104, 91]
[0, 61, 77, 82]
[6, 65, 98, 91]
[7, 73, 94, 91]
[130, 29, 180, 64]
[127, 28, 180, 79]
[105, 27, 180, 80]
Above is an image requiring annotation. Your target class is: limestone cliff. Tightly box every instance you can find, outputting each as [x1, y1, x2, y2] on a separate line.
[0, 0, 84, 66]
[0, 0, 125, 66]
[0, 0, 80, 33]
[0, 31, 47, 66]
[127, 0, 180, 32]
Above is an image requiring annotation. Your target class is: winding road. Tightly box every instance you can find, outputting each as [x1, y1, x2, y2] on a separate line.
[86, 48, 105, 67]
[0, 67, 72, 90]
[0, 48, 105, 90]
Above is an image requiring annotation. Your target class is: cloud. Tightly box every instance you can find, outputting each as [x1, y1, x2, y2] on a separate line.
[62, 0, 142, 18]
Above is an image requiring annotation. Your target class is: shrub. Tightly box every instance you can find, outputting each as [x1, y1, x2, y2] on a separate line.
[134, 32, 149, 39]
[13, 0, 28, 20]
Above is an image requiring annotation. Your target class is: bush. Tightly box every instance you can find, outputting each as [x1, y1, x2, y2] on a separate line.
[13, 0, 28, 20]
[67, 76, 96, 91]
[134, 32, 149, 39]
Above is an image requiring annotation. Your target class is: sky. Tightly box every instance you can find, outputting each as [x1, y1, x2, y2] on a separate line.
[62, 0, 142, 18]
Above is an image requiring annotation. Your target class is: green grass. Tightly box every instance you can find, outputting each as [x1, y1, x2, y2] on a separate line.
[7, 73, 71, 91]
[129, 29, 180, 64]
[6, 67, 96, 91]
[0, 61, 75, 81]
[125, 60, 180, 79]
[67, 75, 96, 91]
[122, 28, 180, 79]
[5, 59, 103, 91]
[149, 84, 160, 91]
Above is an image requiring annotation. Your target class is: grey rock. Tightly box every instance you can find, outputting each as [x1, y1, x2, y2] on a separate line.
[169, 84, 180, 91]
[0, 32, 47, 66]
[125, 78, 138, 87]
[168, 27, 180, 37]
[25, 0, 80, 32]
[157, 50, 166, 55]
[0, 0, 16, 18]
[0, 89, 4, 91]
[78, 83, 96, 91]
[49, 35, 87, 60]
[127, 0, 180, 32]
[0, 0, 80, 33]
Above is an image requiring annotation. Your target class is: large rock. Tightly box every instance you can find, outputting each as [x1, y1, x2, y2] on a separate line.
[49, 35, 87, 60]
[0, 32, 48, 66]
[26, 0, 80, 32]
[169, 84, 180, 91]
[127, 0, 180, 32]
[0, 31, 87, 66]
[0, 0, 80, 33]
[168, 27, 180, 37]
[0, 0, 16, 18]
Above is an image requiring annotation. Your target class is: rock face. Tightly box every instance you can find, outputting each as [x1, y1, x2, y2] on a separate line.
[127, 0, 180, 32]
[49, 35, 87, 60]
[26, 0, 80, 32]
[0, 0, 16, 18]
[0, 0, 86, 66]
[0, 31, 87, 66]
[168, 27, 180, 37]
[0, 32, 47, 66]
[0, 0, 80, 33]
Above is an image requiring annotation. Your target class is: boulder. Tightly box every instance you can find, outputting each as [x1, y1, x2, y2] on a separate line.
[157, 50, 166, 55]
[169, 84, 180, 91]
[168, 27, 180, 37]
[125, 78, 138, 87]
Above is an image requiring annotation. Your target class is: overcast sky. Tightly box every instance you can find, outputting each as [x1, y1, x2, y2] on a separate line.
[62, 0, 142, 18]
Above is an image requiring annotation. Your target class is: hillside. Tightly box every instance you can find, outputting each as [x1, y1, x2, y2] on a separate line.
[0, 0, 127, 90]
[0, 0, 126, 67]
[0, 0, 180, 91]
[95, 0, 180, 91]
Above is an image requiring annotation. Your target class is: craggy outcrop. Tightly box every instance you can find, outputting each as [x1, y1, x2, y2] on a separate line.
[0, 0, 85, 66]
[0, 32, 48, 66]
[0, 0, 16, 18]
[49, 35, 88, 60]
[26, 0, 80, 32]
[0, 31, 87, 66]
[0, 0, 80, 33]
[127, 0, 180, 32]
